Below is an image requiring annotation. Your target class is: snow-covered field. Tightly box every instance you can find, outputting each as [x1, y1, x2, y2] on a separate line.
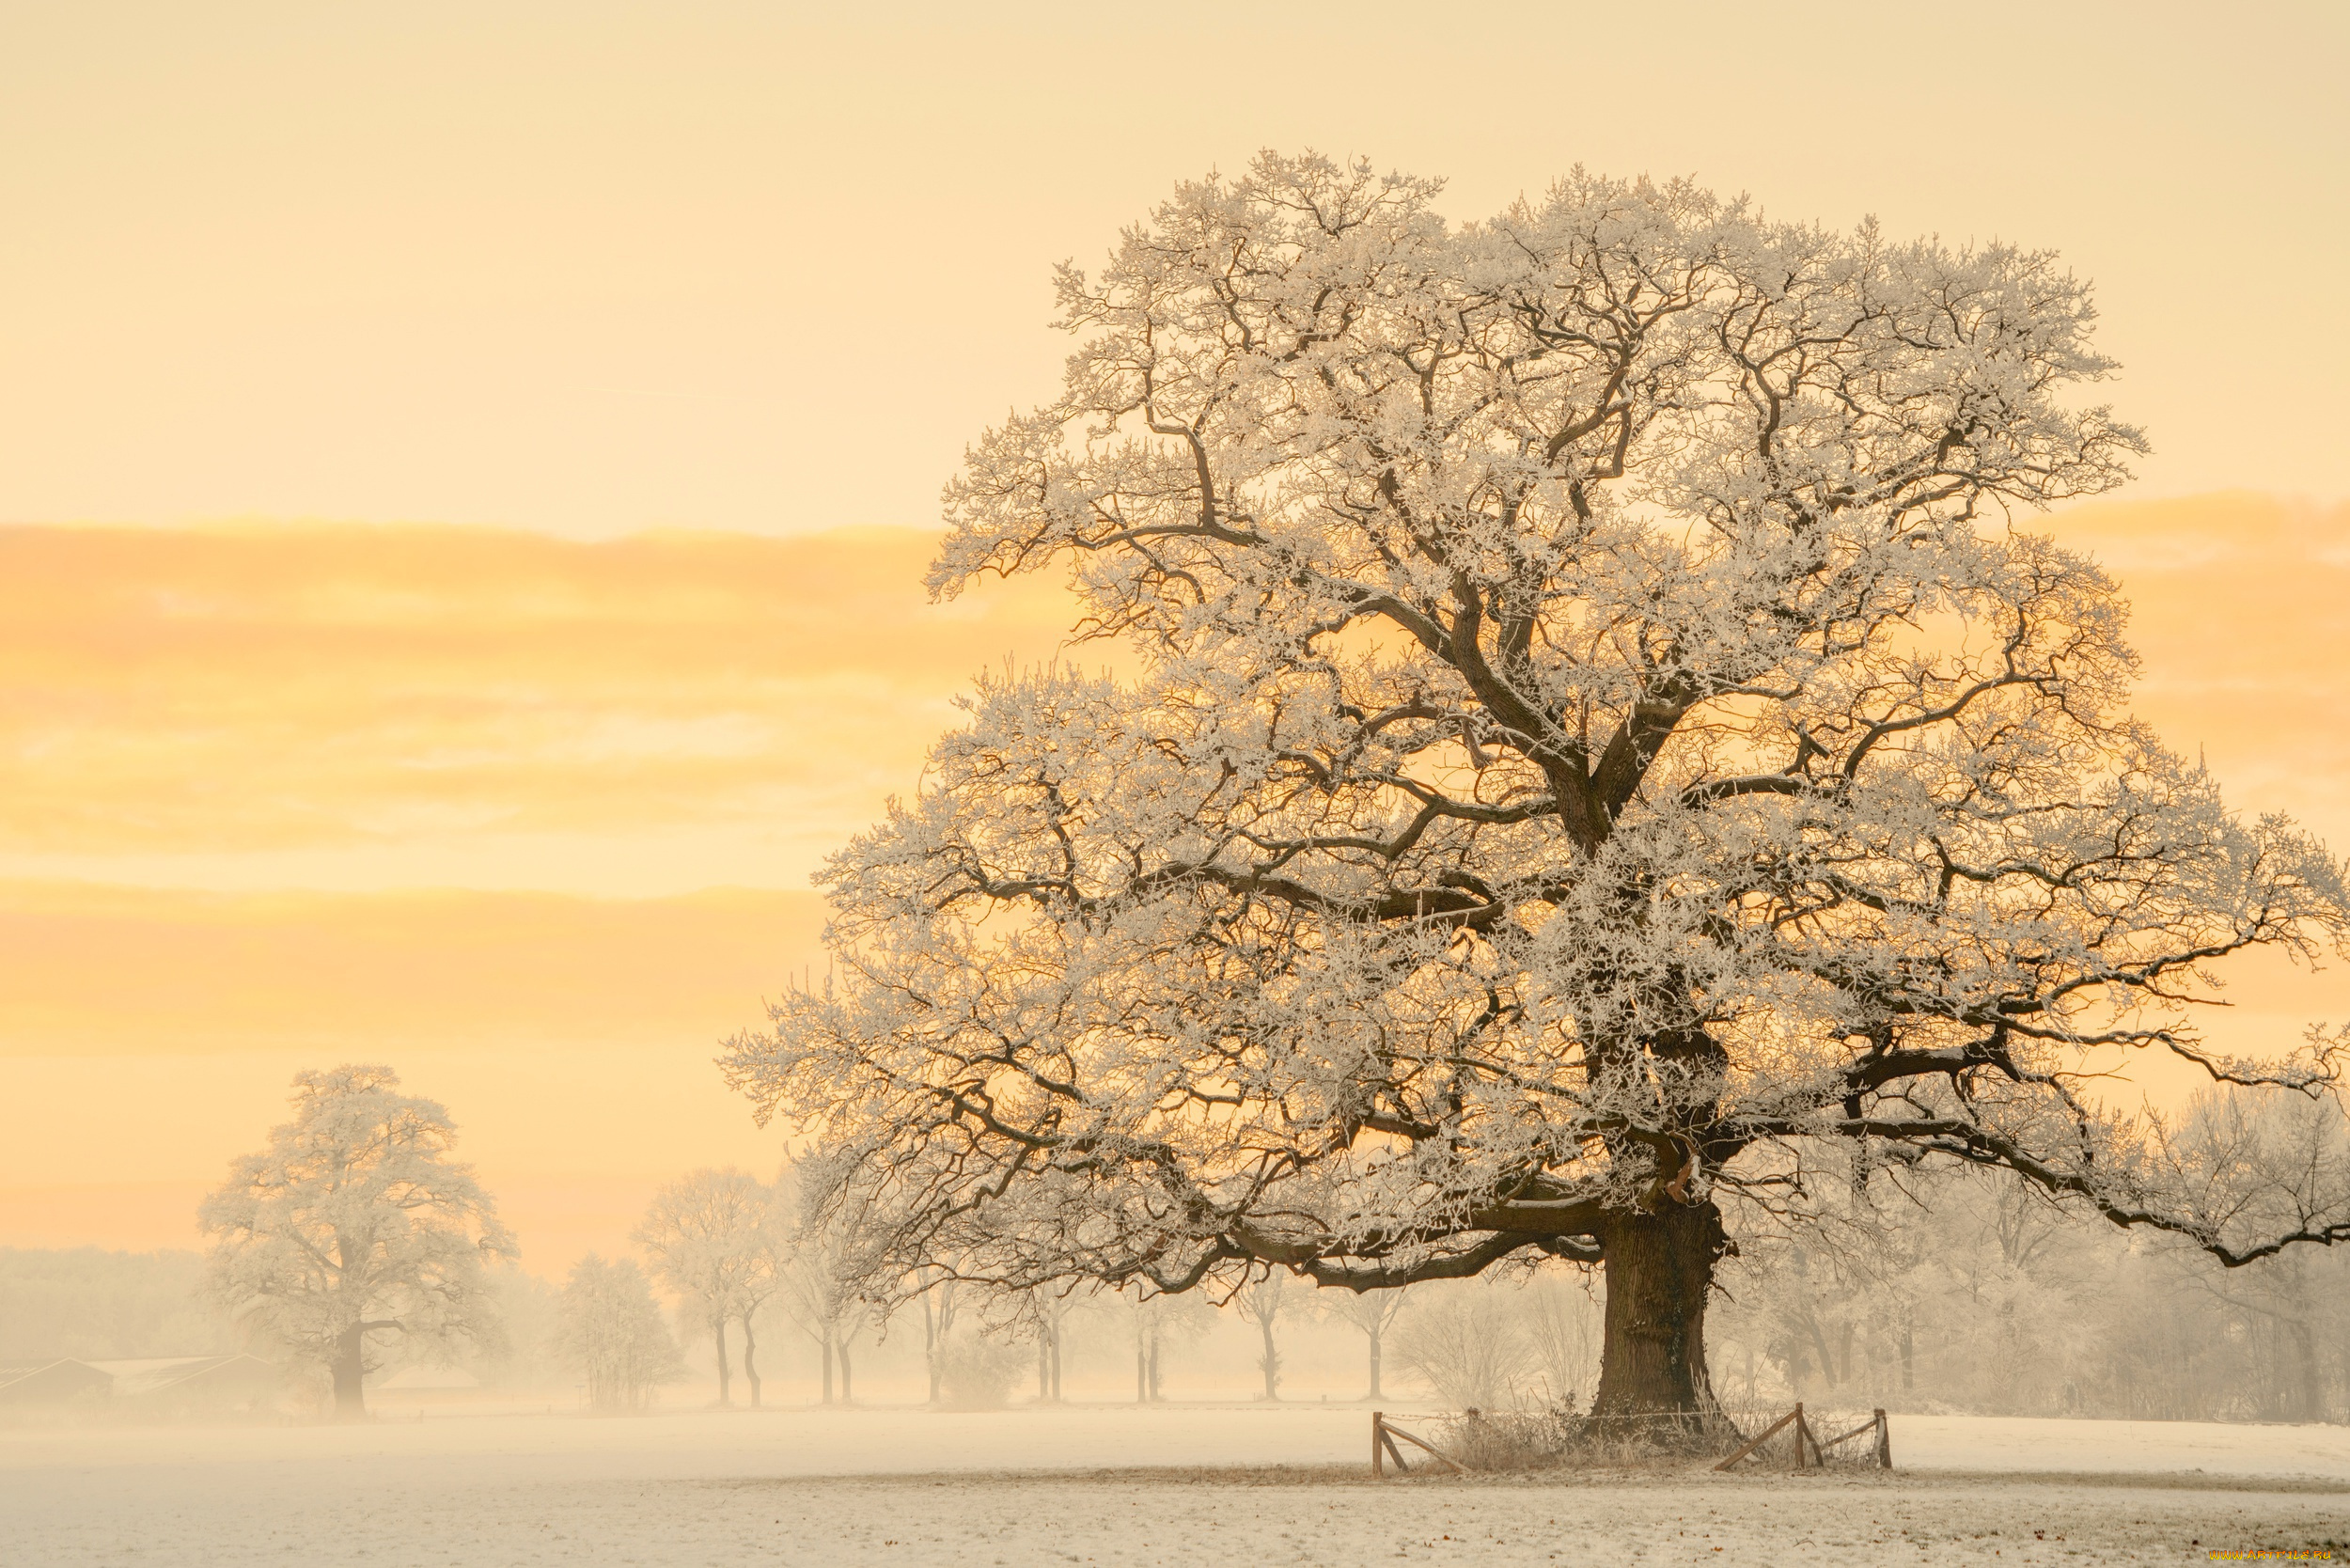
[6, 1404, 2343, 1566]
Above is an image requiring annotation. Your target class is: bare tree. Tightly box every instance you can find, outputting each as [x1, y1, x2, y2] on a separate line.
[919, 1278, 960, 1405]
[2171, 1090, 2350, 1421]
[200, 1065, 514, 1419]
[725, 152, 2350, 1442]
[1234, 1272, 1290, 1401]
[1520, 1270, 1603, 1410]
[1391, 1279, 1537, 1412]
[734, 1202, 788, 1408]
[772, 1155, 875, 1404]
[634, 1168, 769, 1407]
[1121, 1284, 1210, 1403]
[555, 1254, 687, 1413]
[0, 1249, 236, 1364]
[1319, 1285, 1412, 1401]
[1022, 1288, 1072, 1403]
[1698, 1105, 2350, 1423]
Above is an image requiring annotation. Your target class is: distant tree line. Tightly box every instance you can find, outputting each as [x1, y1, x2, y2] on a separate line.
[1710, 1156, 2350, 1423]
[11, 1070, 2337, 1426]
[0, 1248, 237, 1363]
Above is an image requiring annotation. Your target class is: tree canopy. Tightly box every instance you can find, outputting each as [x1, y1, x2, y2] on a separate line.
[200, 1064, 514, 1417]
[723, 153, 2349, 1427]
[633, 1167, 773, 1406]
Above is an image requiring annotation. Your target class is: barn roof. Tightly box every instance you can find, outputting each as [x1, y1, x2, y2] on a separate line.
[0, 1358, 113, 1404]
[86, 1355, 277, 1398]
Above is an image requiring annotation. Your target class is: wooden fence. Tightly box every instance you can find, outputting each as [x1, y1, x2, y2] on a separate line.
[1367, 1403, 1893, 1477]
[1714, 1403, 1892, 1471]
[1370, 1410, 1467, 1477]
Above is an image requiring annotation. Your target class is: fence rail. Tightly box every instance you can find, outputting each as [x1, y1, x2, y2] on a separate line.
[1715, 1403, 1891, 1471]
[1370, 1410, 1467, 1477]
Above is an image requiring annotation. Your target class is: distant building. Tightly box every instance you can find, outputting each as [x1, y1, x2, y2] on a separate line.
[0, 1359, 113, 1408]
[84, 1356, 283, 1417]
[0, 1354, 283, 1418]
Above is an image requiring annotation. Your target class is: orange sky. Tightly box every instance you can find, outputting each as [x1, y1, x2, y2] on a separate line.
[0, 499, 2343, 1267]
[2, 4, 2344, 1270]
[0, 525, 1073, 893]
[3, 5, 2344, 533]
[0, 525, 1080, 1263]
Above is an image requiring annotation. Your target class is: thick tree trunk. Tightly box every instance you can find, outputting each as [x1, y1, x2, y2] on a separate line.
[1257, 1317, 1279, 1401]
[821, 1335, 835, 1405]
[1588, 1199, 1735, 1444]
[1135, 1339, 1147, 1403]
[1366, 1328, 1383, 1400]
[331, 1325, 368, 1420]
[1148, 1337, 1162, 1401]
[710, 1310, 732, 1406]
[740, 1313, 761, 1408]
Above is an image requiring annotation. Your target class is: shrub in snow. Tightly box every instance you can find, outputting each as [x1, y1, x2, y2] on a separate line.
[934, 1329, 1025, 1410]
[556, 1255, 686, 1415]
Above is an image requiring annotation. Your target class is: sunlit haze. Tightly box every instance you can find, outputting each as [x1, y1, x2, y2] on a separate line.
[3, 1, 2344, 1276]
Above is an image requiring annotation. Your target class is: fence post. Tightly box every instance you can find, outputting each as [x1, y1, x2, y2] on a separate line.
[1793, 1403, 1808, 1469]
[1712, 1405, 1800, 1472]
[1371, 1411, 1384, 1479]
[1873, 1408, 1891, 1470]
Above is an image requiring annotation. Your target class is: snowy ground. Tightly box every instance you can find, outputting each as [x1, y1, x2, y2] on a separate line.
[6, 1403, 2344, 1566]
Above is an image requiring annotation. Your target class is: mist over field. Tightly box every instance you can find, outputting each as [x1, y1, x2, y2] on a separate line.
[8, 1170, 2349, 1563]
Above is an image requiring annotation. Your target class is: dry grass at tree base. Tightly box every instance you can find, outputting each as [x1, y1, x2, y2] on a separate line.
[1397, 1404, 1893, 1475]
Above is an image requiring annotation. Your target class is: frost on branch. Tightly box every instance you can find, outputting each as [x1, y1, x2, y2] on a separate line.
[722, 153, 2349, 1423]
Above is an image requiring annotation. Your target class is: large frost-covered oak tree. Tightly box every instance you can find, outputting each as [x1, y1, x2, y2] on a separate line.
[724, 154, 2350, 1435]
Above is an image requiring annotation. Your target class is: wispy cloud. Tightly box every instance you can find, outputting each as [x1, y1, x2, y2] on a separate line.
[0, 881, 825, 1054]
[0, 522, 1078, 892]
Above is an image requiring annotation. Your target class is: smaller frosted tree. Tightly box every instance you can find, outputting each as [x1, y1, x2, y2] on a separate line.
[200, 1065, 515, 1419]
[773, 1153, 879, 1404]
[556, 1255, 687, 1413]
[634, 1168, 771, 1406]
